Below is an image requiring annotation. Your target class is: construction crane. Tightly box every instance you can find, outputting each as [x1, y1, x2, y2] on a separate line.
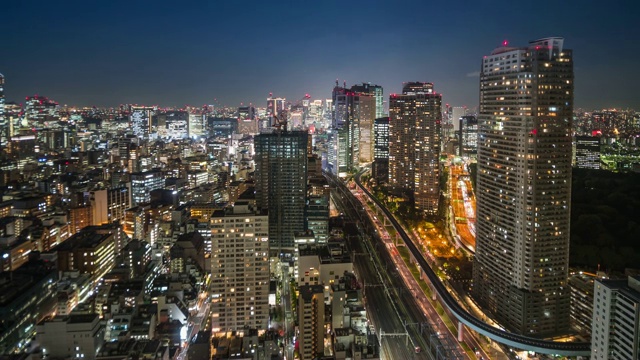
[272, 110, 287, 131]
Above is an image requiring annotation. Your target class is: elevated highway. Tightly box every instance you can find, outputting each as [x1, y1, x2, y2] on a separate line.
[349, 171, 590, 357]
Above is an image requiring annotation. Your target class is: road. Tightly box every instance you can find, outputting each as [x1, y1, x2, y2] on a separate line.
[330, 172, 458, 359]
[449, 164, 476, 252]
[351, 170, 591, 356]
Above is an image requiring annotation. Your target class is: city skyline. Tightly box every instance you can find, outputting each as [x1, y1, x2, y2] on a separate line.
[1, 1, 639, 109]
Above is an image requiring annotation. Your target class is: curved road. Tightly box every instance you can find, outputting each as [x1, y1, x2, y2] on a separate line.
[353, 171, 591, 357]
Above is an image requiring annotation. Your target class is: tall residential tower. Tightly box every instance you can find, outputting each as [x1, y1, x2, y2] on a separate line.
[388, 82, 441, 215]
[473, 37, 573, 336]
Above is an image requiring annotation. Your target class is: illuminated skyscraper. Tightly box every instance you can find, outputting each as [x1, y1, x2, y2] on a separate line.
[372, 117, 390, 183]
[388, 82, 441, 214]
[0, 73, 5, 146]
[350, 83, 384, 119]
[473, 37, 573, 336]
[255, 131, 308, 255]
[129, 106, 154, 139]
[210, 201, 269, 332]
[328, 83, 375, 176]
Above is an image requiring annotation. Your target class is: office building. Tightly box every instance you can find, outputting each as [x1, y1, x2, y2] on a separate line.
[130, 170, 164, 206]
[298, 285, 325, 360]
[373, 117, 390, 183]
[459, 115, 478, 158]
[328, 84, 375, 176]
[55, 228, 116, 284]
[188, 113, 206, 138]
[255, 131, 308, 254]
[37, 314, 105, 360]
[0, 260, 57, 354]
[157, 110, 189, 139]
[210, 201, 269, 333]
[130, 106, 154, 139]
[388, 82, 441, 214]
[451, 106, 466, 132]
[24, 95, 58, 123]
[574, 135, 601, 169]
[90, 186, 130, 225]
[591, 276, 640, 360]
[473, 37, 573, 336]
[305, 195, 329, 244]
[351, 82, 385, 125]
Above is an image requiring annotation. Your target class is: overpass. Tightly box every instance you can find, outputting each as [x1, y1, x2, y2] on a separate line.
[346, 171, 591, 357]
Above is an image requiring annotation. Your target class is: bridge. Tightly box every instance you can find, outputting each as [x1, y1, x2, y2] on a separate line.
[345, 171, 591, 357]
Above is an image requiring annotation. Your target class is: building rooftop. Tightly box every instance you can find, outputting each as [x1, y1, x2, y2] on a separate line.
[54, 229, 112, 251]
[67, 313, 99, 324]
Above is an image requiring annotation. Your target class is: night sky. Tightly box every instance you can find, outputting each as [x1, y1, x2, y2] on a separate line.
[1, 0, 638, 109]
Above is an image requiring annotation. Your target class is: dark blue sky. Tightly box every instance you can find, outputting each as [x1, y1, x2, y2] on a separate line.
[1, 0, 639, 109]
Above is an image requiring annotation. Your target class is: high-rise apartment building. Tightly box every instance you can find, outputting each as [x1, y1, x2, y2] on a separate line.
[210, 201, 269, 333]
[591, 276, 640, 360]
[473, 37, 573, 336]
[298, 285, 325, 360]
[388, 82, 441, 214]
[255, 131, 308, 254]
[574, 135, 600, 169]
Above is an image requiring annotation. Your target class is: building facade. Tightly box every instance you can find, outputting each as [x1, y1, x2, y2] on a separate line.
[210, 202, 269, 333]
[388, 82, 441, 214]
[298, 285, 325, 360]
[591, 276, 640, 360]
[328, 84, 376, 176]
[473, 37, 573, 336]
[255, 131, 308, 254]
[373, 117, 390, 183]
[574, 135, 601, 169]
[130, 170, 164, 206]
[0, 73, 5, 147]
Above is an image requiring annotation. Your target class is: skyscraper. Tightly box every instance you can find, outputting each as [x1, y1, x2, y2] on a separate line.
[473, 37, 573, 336]
[210, 201, 270, 332]
[459, 115, 478, 158]
[328, 83, 375, 176]
[372, 117, 390, 183]
[350, 83, 384, 119]
[255, 131, 308, 255]
[388, 82, 441, 214]
[0, 73, 5, 147]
